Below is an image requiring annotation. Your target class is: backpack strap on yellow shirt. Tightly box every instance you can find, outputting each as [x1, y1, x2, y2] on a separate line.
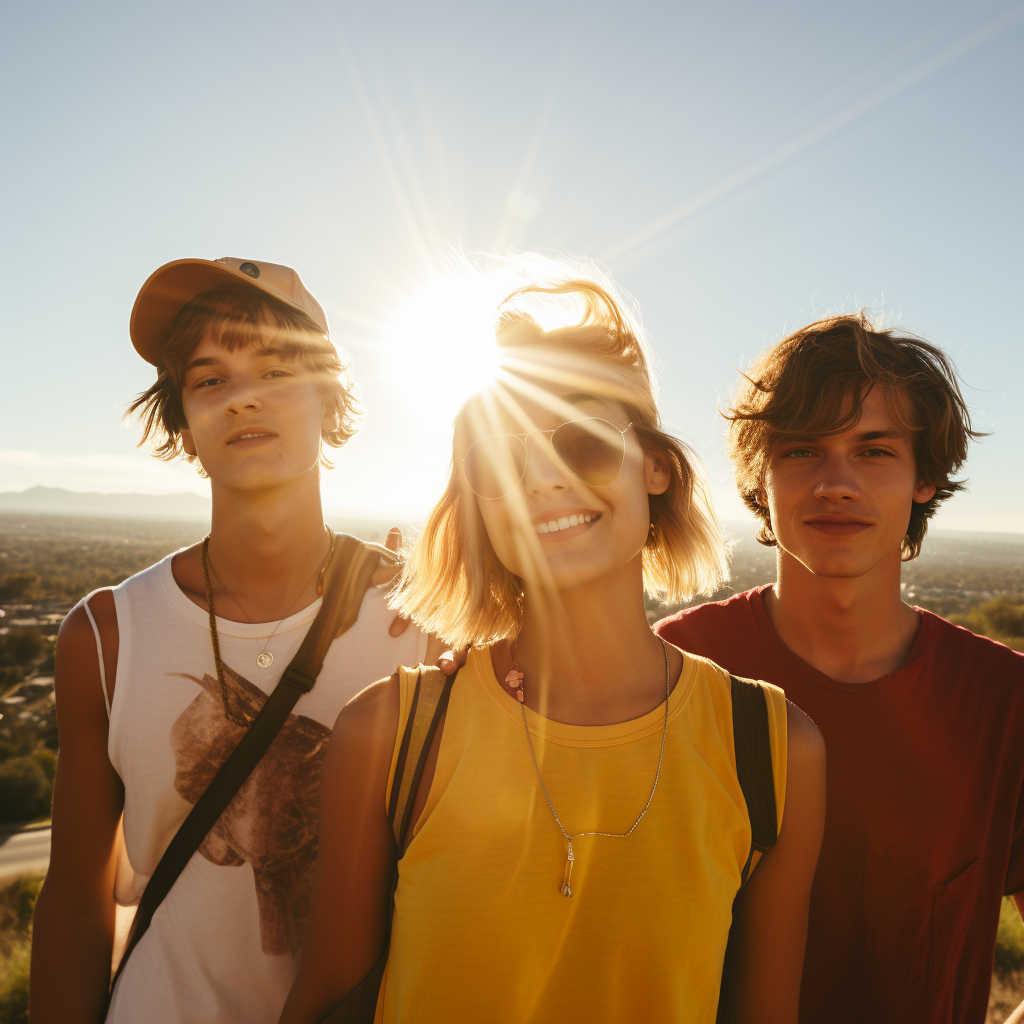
[730, 674, 779, 883]
[318, 665, 458, 1024]
[716, 674, 781, 1024]
[387, 664, 456, 853]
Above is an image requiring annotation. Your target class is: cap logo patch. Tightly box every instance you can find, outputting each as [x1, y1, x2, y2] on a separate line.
[239, 262, 261, 279]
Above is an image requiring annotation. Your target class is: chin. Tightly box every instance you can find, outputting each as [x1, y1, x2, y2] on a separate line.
[788, 548, 877, 579]
[215, 463, 316, 492]
[553, 550, 627, 590]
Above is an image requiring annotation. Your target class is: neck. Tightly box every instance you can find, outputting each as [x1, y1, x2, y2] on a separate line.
[204, 467, 329, 615]
[512, 555, 668, 723]
[765, 546, 921, 683]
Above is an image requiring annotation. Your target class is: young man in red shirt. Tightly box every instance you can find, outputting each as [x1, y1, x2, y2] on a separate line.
[656, 312, 1024, 1024]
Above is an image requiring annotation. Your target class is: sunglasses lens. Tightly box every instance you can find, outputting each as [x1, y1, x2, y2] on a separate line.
[464, 435, 527, 499]
[552, 418, 625, 485]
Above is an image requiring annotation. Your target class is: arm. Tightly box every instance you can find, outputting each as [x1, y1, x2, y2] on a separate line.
[278, 674, 401, 1024]
[30, 592, 124, 1024]
[731, 703, 826, 1024]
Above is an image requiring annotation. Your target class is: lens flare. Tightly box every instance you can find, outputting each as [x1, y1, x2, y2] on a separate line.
[379, 271, 506, 415]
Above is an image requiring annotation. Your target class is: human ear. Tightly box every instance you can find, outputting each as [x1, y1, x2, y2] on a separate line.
[180, 427, 197, 458]
[644, 449, 671, 497]
[912, 479, 937, 504]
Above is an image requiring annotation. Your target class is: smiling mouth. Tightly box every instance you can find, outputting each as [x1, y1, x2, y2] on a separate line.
[535, 513, 600, 535]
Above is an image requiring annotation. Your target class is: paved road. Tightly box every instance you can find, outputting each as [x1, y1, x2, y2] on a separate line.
[0, 827, 51, 879]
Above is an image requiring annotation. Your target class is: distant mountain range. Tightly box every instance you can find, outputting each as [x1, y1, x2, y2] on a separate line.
[0, 486, 210, 520]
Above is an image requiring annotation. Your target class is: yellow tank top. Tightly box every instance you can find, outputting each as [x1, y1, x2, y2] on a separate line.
[376, 645, 787, 1024]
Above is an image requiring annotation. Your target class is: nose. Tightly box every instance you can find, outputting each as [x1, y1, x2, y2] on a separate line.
[522, 433, 572, 497]
[814, 452, 859, 503]
[221, 374, 264, 416]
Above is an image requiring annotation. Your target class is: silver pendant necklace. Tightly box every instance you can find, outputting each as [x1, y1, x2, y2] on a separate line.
[203, 528, 336, 669]
[507, 636, 672, 897]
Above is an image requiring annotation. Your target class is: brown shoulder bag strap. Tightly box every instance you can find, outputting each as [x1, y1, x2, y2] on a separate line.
[109, 534, 382, 996]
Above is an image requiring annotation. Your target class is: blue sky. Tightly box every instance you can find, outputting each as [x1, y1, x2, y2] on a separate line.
[2, 0, 1022, 532]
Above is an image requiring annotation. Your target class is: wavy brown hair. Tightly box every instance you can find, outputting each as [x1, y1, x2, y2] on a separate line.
[390, 272, 728, 648]
[724, 310, 981, 560]
[127, 286, 361, 472]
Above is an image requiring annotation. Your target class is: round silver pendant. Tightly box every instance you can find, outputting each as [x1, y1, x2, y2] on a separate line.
[256, 650, 274, 669]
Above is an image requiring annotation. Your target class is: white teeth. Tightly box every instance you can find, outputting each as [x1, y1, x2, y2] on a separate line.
[535, 514, 599, 535]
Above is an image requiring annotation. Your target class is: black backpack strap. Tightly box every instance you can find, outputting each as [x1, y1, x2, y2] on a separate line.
[730, 675, 779, 883]
[110, 534, 383, 995]
[317, 664, 457, 1024]
[717, 675, 780, 1024]
[388, 666, 456, 851]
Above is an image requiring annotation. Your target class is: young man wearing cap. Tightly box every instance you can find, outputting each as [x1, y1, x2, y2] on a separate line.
[31, 258, 435, 1024]
[655, 313, 1024, 1024]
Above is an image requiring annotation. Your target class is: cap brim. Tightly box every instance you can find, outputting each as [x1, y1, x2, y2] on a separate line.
[129, 259, 317, 366]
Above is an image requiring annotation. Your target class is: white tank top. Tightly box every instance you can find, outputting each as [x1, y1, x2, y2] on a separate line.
[87, 549, 425, 1024]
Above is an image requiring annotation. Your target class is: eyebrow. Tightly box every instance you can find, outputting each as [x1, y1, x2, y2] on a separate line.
[184, 356, 217, 373]
[183, 346, 287, 374]
[855, 429, 907, 442]
[563, 392, 607, 407]
[783, 428, 908, 445]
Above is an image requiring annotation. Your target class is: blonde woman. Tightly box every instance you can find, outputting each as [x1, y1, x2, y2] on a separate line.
[280, 266, 825, 1024]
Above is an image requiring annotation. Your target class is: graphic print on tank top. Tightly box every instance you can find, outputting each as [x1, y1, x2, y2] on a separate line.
[170, 662, 330, 956]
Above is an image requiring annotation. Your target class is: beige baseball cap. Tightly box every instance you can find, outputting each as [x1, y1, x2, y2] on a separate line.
[130, 257, 330, 366]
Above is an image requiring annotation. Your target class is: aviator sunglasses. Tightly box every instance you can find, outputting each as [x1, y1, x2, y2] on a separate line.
[462, 417, 634, 500]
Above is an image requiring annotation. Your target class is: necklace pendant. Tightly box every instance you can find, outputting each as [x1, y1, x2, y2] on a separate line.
[256, 650, 274, 669]
[561, 840, 574, 897]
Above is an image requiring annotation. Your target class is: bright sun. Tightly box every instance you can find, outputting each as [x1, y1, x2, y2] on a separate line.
[378, 269, 508, 420]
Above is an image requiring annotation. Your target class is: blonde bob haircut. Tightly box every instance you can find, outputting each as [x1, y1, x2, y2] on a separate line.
[391, 266, 727, 649]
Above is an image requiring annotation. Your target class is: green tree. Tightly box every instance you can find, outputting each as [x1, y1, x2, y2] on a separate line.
[979, 598, 1024, 639]
[0, 756, 52, 824]
[953, 599, 1024, 647]
[996, 897, 1024, 975]
[0, 631, 44, 666]
[0, 875, 42, 1024]
[0, 574, 39, 603]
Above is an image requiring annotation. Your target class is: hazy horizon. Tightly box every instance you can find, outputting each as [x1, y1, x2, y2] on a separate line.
[3, 484, 1024, 538]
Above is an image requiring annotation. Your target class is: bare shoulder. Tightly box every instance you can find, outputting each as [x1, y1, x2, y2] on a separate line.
[57, 590, 119, 710]
[323, 673, 401, 794]
[785, 701, 825, 770]
[60, 590, 115, 645]
[334, 672, 400, 739]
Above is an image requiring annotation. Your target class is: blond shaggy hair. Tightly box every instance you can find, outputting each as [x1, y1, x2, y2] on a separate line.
[390, 262, 727, 648]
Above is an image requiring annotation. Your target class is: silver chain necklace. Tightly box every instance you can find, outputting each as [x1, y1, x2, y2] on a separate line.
[510, 636, 671, 898]
[204, 527, 335, 669]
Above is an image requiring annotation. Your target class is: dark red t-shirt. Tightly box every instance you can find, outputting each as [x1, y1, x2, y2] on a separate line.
[655, 586, 1024, 1024]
